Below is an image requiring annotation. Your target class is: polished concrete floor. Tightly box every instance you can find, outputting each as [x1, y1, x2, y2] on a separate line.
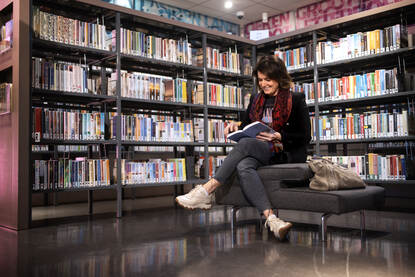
[1, 199, 415, 277]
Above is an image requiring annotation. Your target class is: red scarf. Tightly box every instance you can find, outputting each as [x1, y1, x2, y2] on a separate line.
[249, 88, 292, 133]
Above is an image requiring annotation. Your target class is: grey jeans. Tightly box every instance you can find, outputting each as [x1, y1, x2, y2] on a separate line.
[214, 138, 274, 212]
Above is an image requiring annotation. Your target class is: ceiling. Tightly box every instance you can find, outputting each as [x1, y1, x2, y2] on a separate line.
[154, 0, 321, 25]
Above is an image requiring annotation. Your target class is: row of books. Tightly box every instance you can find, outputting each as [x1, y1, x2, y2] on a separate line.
[368, 141, 415, 150]
[316, 24, 402, 64]
[33, 158, 111, 191]
[32, 58, 109, 95]
[195, 155, 226, 179]
[32, 145, 235, 153]
[32, 56, 243, 107]
[33, 7, 111, 51]
[131, 145, 235, 153]
[310, 109, 412, 140]
[195, 47, 242, 74]
[32, 108, 106, 142]
[193, 82, 243, 108]
[274, 24, 402, 70]
[274, 44, 314, 70]
[0, 83, 11, 114]
[292, 68, 399, 103]
[0, 19, 12, 53]
[194, 118, 232, 143]
[113, 71, 189, 103]
[194, 146, 234, 153]
[32, 107, 239, 144]
[118, 158, 186, 185]
[32, 145, 100, 152]
[117, 28, 192, 65]
[321, 154, 410, 180]
[132, 146, 176, 152]
[109, 113, 194, 142]
[31, 8, 251, 75]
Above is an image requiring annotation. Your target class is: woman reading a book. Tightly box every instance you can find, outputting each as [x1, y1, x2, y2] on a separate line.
[176, 55, 311, 240]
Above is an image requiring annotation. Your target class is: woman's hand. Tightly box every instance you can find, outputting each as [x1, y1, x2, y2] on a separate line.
[224, 121, 241, 136]
[256, 131, 281, 142]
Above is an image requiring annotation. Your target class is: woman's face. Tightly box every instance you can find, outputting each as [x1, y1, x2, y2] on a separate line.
[257, 71, 279, 96]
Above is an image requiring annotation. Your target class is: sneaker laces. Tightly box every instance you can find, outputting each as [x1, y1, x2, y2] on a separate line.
[187, 185, 203, 196]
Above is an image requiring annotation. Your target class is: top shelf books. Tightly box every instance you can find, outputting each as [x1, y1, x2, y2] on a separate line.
[32, 7, 111, 51]
[274, 24, 405, 71]
[32, 7, 252, 76]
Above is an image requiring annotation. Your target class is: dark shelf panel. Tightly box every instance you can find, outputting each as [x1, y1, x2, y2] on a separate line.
[121, 53, 202, 72]
[206, 68, 252, 79]
[314, 136, 415, 144]
[123, 179, 207, 189]
[307, 91, 415, 110]
[289, 48, 414, 79]
[32, 185, 116, 193]
[32, 139, 118, 145]
[207, 142, 236, 147]
[32, 38, 115, 63]
[121, 141, 205, 146]
[120, 97, 204, 111]
[366, 180, 415, 185]
[31, 151, 98, 154]
[32, 88, 117, 104]
[288, 65, 314, 75]
[207, 105, 245, 114]
[317, 47, 414, 72]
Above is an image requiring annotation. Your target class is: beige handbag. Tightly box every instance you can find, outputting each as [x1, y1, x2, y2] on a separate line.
[307, 157, 366, 191]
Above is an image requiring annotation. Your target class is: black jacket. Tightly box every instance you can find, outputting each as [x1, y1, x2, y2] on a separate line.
[240, 92, 311, 163]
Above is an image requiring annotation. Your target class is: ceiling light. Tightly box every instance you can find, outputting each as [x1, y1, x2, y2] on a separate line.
[224, 1, 233, 9]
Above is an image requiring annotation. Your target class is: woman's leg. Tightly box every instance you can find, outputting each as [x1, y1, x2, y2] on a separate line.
[236, 157, 292, 240]
[236, 157, 272, 213]
[176, 138, 271, 209]
[213, 138, 272, 185]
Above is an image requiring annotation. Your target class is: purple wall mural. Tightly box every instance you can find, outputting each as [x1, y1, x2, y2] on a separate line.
[245, 0, 403, 39]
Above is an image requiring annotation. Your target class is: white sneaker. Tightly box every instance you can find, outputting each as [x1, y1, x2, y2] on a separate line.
[265, 216, 292, 240]
[175, 185, 214, 210]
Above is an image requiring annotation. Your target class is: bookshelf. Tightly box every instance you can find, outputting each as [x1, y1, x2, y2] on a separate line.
[0, 0, 31, 230]
[23, 0, 255, 226]
[3, 0, 415, 230]
[257, 0, 415, 208]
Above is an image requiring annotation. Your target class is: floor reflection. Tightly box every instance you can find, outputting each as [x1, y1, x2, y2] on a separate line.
[3, 207, 414, 277]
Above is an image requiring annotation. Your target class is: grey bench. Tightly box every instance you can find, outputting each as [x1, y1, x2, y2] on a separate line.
[215, 163, 385, 241]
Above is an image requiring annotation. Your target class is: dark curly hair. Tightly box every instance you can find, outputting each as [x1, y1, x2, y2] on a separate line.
[253, 55, 292, 91]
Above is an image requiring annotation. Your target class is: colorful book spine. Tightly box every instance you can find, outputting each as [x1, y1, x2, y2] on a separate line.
[119, 158, 186, 185]
[33, 7, 111, 51]
[311, 108, 411, 141]
[32, 108, 106, 141]
[33, 158, 111, 191]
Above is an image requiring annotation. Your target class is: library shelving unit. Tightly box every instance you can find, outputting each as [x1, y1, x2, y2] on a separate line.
[4, 0, 415, 230]
[256, 0, 415, 210]
[0, 0, 256, 229]
[0, 0, 31, 230]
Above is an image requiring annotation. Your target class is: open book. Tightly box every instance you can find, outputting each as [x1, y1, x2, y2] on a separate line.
[227, 121, 275, 142]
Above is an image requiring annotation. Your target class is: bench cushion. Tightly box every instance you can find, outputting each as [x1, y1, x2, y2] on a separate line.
[215, 163, 385, 214]
[268, 186, 385, 214]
